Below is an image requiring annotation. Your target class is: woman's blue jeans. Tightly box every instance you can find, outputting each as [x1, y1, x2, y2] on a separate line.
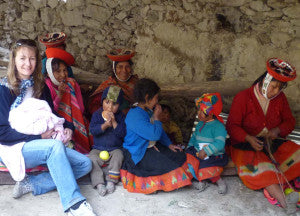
[0, 139, 92, 211]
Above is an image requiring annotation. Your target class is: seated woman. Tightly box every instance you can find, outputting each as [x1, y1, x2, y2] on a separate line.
[120, 78, 195, 194]
[88, 48, 139, 116]
[226, 58, 300, 215]
[186, 93, 228, 195]
[39, 32, 74, 78]
[44, 48, 92, 153]
[0, 39, 97, 216]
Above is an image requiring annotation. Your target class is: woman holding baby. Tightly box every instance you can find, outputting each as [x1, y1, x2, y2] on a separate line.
[0, 39, 98, 216]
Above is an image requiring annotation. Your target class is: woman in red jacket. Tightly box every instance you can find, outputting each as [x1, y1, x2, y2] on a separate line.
[226, 58, 299, 215]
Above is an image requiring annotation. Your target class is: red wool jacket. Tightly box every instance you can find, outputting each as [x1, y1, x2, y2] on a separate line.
[226, 85, 295, 145]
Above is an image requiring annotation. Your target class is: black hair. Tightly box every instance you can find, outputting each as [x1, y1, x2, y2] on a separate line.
[115, 59, 133, 67]
[51, 58, 67, 73]
[134, 78, 160, 103]
[161, 104, 172, 114]
[252, 71, 287, 89]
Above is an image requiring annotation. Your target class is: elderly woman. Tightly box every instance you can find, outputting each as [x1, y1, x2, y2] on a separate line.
[0, 39, 97, 216]
[88, 49, 139, 116]
[226, 58, 300, 215]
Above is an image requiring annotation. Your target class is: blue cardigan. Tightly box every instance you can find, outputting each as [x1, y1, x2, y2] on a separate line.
[0, 84, 74, 146]
[123, 106, 171, 164]
[188, 120, 227, 156]
[90, 108, 126, 151]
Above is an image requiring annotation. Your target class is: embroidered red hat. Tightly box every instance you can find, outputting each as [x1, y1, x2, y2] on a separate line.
[39, 32, 66, 48]
[46, 48, 75, 66]
[266, 58, 296, 82]
[106, 48, 135, 62]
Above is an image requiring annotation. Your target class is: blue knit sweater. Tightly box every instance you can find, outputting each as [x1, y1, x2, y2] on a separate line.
[123, 106, 171, 164]
[188, 120, 227, 156]
[0, 84, 74, 146]
[89, 108, 126, 151]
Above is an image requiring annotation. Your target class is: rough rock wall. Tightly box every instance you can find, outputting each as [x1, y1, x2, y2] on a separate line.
[0, 0, 299, 135]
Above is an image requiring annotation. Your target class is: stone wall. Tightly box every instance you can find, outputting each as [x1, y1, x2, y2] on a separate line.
[0, 0, 300, 134]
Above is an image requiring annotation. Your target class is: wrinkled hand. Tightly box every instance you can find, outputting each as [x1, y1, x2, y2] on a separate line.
[245, 135, 263, 151]
[266, 127, 280, 140]
[196, 149, 207, 160]
[169, 144, 182, 152]
[153, 104, 162, 121]
[63, 128, 73, 144]
[41, 128, 55, 139]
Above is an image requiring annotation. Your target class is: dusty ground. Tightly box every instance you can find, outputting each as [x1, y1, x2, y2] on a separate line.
[0, 176, 297, 216]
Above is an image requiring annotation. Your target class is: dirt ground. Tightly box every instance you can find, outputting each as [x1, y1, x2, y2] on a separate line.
[0, 176, 297, 216]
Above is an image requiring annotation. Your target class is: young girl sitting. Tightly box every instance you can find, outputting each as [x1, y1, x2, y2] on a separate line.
[120, 78, 194, 194]
[186, 93, 228, 194]
[89, 86, 126, 196]
[44, 48, 92, 153]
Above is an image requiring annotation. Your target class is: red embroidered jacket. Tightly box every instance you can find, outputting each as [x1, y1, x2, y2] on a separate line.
[226, 85, 295, 145]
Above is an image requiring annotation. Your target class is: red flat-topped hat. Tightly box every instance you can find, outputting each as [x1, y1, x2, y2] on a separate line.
[46, 48, 75, 66]
[266, 58, 296, 82]
[106, 48, 135, 62]
[39, 32, 67, 48]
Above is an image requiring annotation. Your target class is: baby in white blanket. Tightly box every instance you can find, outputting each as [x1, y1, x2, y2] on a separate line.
[9, 98, 67, 142]
[0, 98, 67, 181]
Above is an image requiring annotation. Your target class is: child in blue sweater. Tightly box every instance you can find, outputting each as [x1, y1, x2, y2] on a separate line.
[120, 78, 194, 194]
[186, 93, 228, 194]
[89, 86, 126, 196]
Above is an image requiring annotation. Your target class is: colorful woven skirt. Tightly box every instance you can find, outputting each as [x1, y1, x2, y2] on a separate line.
[230, 139, 300, 190]
[120, 143, 194, 194]
[185, 147, 228, 182]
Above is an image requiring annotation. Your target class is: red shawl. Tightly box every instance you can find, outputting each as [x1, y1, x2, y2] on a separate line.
[59, 78, 92, 153]
[88, 75, 138, 115]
